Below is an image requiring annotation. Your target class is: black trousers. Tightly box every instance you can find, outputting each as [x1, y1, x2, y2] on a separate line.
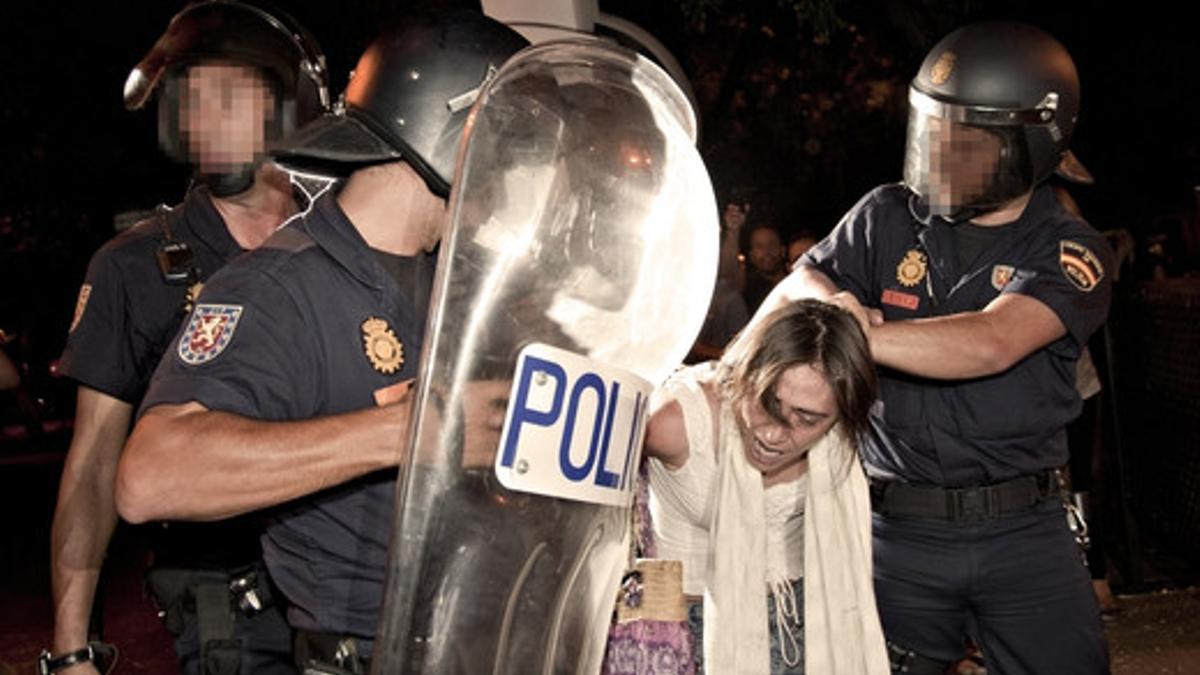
[872, 499, 1110, 674]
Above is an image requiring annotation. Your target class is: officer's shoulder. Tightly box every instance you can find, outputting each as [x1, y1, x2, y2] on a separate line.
[226, 217, 322, 284]
[838, 183, 908, 226]
[865, 183, 909, 208]
[87, 206, 178, 269]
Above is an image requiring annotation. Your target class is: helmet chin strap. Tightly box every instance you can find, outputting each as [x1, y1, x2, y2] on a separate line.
[193, 162, 257, 197]
[908, 192, 984, 226]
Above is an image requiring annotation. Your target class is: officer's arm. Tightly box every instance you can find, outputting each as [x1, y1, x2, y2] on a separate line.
[729, 263, 843, 340]
[50, 387, 132, 660]
[869, 292, 1066, 379]
[116, 399, 410, 523]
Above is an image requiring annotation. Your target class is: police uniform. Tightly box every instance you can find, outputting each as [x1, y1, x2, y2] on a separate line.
[142, 190, 435, 660]
[802, 183, 1113, 672]
[60, 185, 296, 675]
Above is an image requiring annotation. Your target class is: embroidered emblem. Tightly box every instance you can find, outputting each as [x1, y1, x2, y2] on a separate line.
[930, 51, 956, 86]
[896, 249, 928, 287]
[991, 265, 1016, 291]
[1059, 240, 1104, 292]
[69, 284, 92, 333]
[881, 288, 920, 311]
[184, 281, 205, 314]
[178, 304, 243, 365]
[362, 317, 403, 374]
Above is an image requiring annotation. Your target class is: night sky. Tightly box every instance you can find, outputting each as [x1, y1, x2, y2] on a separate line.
[2, 1, 1198, 371]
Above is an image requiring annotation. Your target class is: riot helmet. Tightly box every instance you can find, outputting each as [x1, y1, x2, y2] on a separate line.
[903, 21, 1087, 221]
[125, 0, 330, 193]
[271, 10, 530, 197]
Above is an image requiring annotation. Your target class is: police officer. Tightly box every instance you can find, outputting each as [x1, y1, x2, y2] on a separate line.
[115, 11, 528, 673]
[47, 2, 328, 674]
[761, 22, 1112, 674]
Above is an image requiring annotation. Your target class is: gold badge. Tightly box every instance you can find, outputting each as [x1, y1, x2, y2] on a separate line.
[930, 51, 956, 85]
[184, 281, 204, 314]
[362, 317, 404, 374]
[69, 283, 92, 333]
[896, 249, 928, 287]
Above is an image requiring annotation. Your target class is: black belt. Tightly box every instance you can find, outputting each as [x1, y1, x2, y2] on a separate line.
[869, 470, 1061, 522]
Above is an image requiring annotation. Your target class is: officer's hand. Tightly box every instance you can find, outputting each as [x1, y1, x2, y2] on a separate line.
[828, 291, 876, 335]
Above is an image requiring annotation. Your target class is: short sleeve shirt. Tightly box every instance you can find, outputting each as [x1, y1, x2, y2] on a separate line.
[59, 187, 243, 403]
[142, 192, 435, 642]
[802, 184, 1114, 485]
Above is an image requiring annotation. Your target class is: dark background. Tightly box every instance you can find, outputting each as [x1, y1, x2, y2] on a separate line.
[1, 0, 1197, 418]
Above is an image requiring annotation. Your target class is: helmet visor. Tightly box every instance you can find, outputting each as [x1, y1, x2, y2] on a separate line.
[903, 88, 1035, 218]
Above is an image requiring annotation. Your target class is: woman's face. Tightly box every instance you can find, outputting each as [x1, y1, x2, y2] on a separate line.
[739, 363, 838, 478]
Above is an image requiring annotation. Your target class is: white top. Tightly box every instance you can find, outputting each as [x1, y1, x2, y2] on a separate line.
[646, 367, 807, 596]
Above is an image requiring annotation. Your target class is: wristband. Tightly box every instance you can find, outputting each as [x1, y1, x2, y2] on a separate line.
[37, 645, 94, 674]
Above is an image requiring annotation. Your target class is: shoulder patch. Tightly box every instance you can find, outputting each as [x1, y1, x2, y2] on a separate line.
[1059, 240, 1104, 292]
[991, 265, 1015, 291]
[178, 304, 244, 365]
[69, 284, 92, 333]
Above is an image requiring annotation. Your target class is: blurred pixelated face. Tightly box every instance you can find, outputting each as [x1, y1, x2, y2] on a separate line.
[179, 62, 275, 173]
[748, 227, 785, 275]
[906, 106, 1004, 216]
[738, 363, 838, 479]
[924, 117, 1002, 211]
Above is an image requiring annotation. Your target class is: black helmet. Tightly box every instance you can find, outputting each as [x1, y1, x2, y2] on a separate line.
[902, 21, 1087, 220]
[125, 0, 330, 167]
[271, 10, 529, 197]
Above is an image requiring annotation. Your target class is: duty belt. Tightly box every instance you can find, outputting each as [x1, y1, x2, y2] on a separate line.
[869, 470, 1061, 522]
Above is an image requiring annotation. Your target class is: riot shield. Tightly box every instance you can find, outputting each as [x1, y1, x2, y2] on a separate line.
[373, 40, 718, 674]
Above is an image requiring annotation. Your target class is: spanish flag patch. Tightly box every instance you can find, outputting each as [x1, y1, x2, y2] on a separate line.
[1059, 240, 1104, 292]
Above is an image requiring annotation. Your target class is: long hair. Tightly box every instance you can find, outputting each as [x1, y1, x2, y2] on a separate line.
[717, 299, 877, 443]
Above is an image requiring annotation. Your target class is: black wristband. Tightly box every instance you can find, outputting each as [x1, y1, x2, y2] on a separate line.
[37, 645, 94, 674]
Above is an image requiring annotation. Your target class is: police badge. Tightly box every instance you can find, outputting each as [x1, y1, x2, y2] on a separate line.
[991, 265, 1015, 290]
[1059, 240, 1104, 292]
[362, 317, 404, 374]
[896, 249, 928, 287]
[69, 284, 92, 333]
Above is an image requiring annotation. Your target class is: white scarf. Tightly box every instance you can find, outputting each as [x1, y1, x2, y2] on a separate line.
[704, 405, 889, 674]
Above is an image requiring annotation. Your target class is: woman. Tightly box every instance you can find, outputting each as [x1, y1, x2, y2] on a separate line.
[643, 299, 889, 674]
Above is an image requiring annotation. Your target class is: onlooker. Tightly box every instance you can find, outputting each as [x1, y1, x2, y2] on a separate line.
[743, 223, 788, 313]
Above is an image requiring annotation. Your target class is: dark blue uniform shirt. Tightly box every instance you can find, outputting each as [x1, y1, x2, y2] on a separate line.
[59, 187, 271, 567]
[142, 191, 434, 646]
[60, 187, 243, 403]
[803, 184, 1113, 486]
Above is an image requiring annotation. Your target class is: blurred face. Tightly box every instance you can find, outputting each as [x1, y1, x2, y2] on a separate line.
[920, 116, 1003, 214]
[179, 62, 275, 173]
[748, 228, 785, 275]
[787, 236, 819, 267]
[739, 363, 838, 479]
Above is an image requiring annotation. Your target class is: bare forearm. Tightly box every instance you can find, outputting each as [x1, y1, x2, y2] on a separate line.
[50, 388, 131, 652]
[869, 293, 1066, 380]
[118, 403, 408, 523]
[51, 478, 118, 652]
[870, 313, 1009, 379]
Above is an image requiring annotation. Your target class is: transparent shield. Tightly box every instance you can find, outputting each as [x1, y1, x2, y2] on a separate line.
[373, 40, 718, 674]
